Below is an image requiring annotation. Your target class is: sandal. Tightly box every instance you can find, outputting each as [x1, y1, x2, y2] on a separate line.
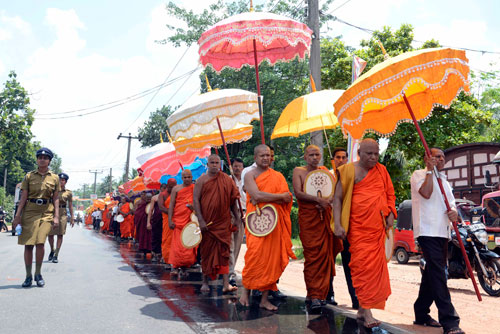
[413, 317, 442, 328]
[444, 328, 465, 334]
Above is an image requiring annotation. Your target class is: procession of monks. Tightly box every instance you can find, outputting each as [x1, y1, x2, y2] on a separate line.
[90, 139, 394, 328]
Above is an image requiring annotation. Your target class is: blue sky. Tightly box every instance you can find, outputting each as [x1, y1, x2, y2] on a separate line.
[1, 0, 499, 189]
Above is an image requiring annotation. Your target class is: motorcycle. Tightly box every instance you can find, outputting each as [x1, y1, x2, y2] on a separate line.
[420, 219, 500, 297]
[0, 211, 8, 232]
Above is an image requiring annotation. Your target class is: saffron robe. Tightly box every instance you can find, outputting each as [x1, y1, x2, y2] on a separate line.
[335, 162, 396, 309]
[101, 208, 110, 232]
[161, 194, 172, 263]
[242, 168, 296, 291]
[151, 201, 163, 254]
[135, 200, 151, 252]
[168, 184, 197, 268]
[298, 166, 342, 300]
[199, 172, 239, 279]
[120, 203, 134, 238]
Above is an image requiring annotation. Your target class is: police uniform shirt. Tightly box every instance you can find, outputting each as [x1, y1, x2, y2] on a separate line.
[18, 170, 60, 245]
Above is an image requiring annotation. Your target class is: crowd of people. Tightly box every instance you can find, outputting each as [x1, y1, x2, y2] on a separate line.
[12, 141, 465, 334]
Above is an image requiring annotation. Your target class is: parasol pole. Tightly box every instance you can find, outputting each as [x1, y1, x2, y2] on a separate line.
[402, 93, 482, 302]
[216, 117, 246, 221]
[310, 75, 334, 165]
[252, 39, 265, 145]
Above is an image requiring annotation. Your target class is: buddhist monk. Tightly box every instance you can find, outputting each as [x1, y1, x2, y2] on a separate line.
[332, 138, 396, 328]
[292, 145, 342, 312]
[159, 179, 177, 267]
[119, 197, 134, 241]
[239, 145, 295, 311]
[148, 185, 167, 262]
[101, 204, 110, 234]
[168, 169, 197, 277]
[193, 154, 240, 293]
[135, 192, 152, 258]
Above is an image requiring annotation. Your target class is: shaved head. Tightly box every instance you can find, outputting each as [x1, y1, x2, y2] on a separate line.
[254, 144, 270, 156]
[181, 169, 192, 177]
[208, 154, 221, 162]
[305, 144, 321, 154]
[358, 138, 379, 169]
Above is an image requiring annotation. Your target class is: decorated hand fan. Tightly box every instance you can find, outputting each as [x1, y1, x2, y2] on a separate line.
[181, 222, 202, 249]
[246, 204, 278, 237]
[116, 214, 124, 223]
[304, 169, 335, 199]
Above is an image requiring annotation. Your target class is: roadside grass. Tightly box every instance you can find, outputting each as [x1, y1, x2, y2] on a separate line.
[292, 237, 342, 265]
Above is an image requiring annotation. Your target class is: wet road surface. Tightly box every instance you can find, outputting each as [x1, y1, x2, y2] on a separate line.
[111, 230, 396, 334]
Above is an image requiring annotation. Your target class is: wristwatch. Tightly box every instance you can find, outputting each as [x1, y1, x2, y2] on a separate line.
[426, 171, 433, 175]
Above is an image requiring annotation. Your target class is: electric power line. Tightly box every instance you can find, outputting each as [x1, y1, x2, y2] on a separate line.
[327, 0, 353, 14]
[121, 46, 195, 133]
[323, 15, 500, 56]
[34, 68, 199, 120]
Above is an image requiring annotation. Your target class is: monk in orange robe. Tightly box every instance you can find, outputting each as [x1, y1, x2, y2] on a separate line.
[193, 155, 240, 293]
[332, 139, 396, 328]
[239, 145, 296, 311]
[168, 169, 197, 277]
[158, 179, 177, 266]
[101, 205, 110, 233]
[292, 145, 342, 311]
[119, 197, 134, 239]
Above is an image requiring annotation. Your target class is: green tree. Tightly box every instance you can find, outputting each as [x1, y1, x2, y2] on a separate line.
[50, 153, 63, 174]
[0, 71, 37, 194]
[138, 105, 176, 147]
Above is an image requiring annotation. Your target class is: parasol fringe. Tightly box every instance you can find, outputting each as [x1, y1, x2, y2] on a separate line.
[336, 57, 469, 119]
[341, 84, 469, 139]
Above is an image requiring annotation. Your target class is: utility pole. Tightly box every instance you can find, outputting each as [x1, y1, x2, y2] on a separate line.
[308, 0, 324, 164]
[89, 170, 103, 196]
[117, 133, 140, 182]
[3, 168, 7, 190]
[109, 168, 113, 193]
[83, 184, 86, 199]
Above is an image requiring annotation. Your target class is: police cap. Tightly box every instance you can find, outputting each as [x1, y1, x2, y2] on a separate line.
[59, 173, 69, 180]
[36, 147, 54, 160]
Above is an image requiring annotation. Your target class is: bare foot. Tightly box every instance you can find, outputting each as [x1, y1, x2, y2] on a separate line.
[200, 283, 210, 293]
[239, 290, 250, 307]
[222, 285, 238, 294]
[363, 309, 381, 328]
[259, 298, 278, 311]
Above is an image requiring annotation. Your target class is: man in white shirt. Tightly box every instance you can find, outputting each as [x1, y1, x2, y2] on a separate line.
[92, 209, 102, 231]
[410, 147, 463, 334]
[228, 158, 246, 286]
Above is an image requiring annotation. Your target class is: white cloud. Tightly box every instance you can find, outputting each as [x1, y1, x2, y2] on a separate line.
[0, 10, 31, 37]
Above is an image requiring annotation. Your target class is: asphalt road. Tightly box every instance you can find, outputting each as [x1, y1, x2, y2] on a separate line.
[0, 226, 397, 334]
[0, 225, 194, 334]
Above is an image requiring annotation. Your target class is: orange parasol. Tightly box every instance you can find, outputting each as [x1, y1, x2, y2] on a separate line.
[334, 47, 482, 301]
[334, 48, 469, 139]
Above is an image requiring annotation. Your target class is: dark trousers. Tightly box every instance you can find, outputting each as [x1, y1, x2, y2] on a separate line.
[341, 239, 359, 307]
[94, 218, 101, 231]
[415, 236, 460, 331]
[113, 220, 121, 238]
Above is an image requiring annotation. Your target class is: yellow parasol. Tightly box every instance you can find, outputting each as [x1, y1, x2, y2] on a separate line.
[271, 89, 343, 139]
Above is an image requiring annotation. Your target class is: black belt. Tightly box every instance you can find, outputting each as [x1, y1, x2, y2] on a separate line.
[28, 198, 53, 205]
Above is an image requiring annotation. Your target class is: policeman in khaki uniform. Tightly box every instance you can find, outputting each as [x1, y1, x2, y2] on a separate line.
[13, 148, 60, 288]
[48, 173, 74, 263]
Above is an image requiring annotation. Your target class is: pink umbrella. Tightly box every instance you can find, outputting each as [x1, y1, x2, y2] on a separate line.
[198, 5, 312, 144]
[140, 143, 210, 182]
